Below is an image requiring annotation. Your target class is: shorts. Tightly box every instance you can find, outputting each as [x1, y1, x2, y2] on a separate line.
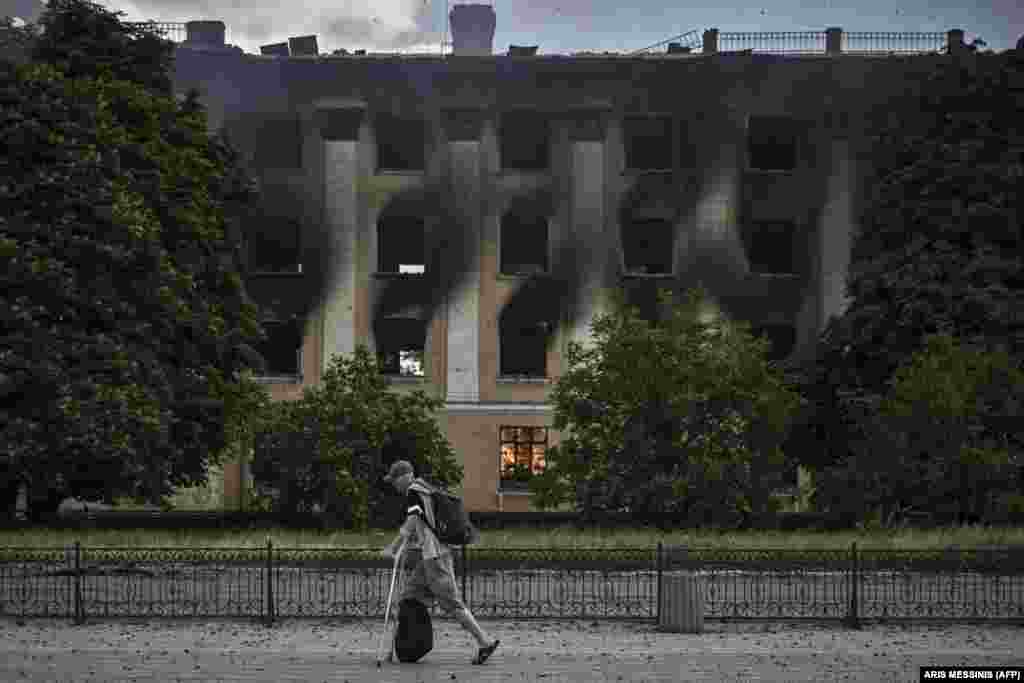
[399, 552, 466, 615]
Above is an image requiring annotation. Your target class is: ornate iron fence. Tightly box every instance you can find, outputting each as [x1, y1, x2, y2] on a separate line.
[2, 542, 1022, 625]
[843, 31, 946, 54]
[718, 31, 828, 54]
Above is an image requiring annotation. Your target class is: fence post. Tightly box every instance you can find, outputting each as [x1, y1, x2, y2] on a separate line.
[846, 541, 861, 629]
[73, 541, 84, 625]
[825, 27, 842, 55]
[656, 542, 663, 624]
[947, 28, 965, 56]
[702, 28, 719, 54]
[264, 539, 274, 626]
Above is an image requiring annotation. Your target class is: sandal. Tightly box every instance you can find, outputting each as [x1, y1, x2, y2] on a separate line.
[472, 639, 499, 665]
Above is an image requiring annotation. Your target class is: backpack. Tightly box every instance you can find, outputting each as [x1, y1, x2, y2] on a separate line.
[394, 597, 433, 663]
[417, 487, 480, 546]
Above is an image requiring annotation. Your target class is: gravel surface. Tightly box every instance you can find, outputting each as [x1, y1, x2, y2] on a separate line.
[1, 617, 1023, 682]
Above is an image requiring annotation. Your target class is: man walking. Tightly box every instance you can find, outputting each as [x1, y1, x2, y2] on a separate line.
[382, 460, 500, 665]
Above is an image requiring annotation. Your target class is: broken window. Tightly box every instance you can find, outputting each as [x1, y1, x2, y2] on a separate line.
[501, 210, 548, 275]
[375, 113, 425, 171]
[622, 218, 674, 275]
[743, 220, 796, 274]
[747, 116, 798, 171]
[247, 218, 301, 273]
[255, 320, 302, 376]
[499, 319, 549, 377]
[499, 426, 548, 490]
[624, 116, 672, 171]
[375, 318, 426, 377]
[378, 214, 426, 274]
[750, 324, 797, 362]
[252, 116, 302, 169]
[500, 112, 549, 171]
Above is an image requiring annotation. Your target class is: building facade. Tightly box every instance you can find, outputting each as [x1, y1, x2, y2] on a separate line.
[156, 11, 972, 513]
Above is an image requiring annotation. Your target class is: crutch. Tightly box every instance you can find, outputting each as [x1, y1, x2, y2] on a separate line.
[376, 540, 407, 667]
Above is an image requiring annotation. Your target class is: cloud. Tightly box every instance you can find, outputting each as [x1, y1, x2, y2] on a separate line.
[0, 0, 47, 24]
[93, 0, 439, 53]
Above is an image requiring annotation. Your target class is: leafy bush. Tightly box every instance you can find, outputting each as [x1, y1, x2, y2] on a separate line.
[251, 347, 462, 529]
[530, 286, 804, 529]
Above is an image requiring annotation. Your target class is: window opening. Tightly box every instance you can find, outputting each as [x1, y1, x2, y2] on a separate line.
[499, 426, 548, 489]
[500, 112, 549, 171]
[744, 220, 796, 274]
[747, 116, 797, 171]
[247, 219, 301, 273]
[376, 113, 425, 171]
[375, 318, 426, 377]
[501, 211, 548, 275]
[622, 218, 674, 275]
[255, 320, 302, 376]
[750, 324, 797, 362]
[499, 320, 548, 377]
[378, 215, 426, 274]
[624, 116, 672, 170]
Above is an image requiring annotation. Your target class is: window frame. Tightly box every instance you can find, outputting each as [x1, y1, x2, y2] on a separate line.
[374, 317, 427, 379]
[499, 425, 549, 491]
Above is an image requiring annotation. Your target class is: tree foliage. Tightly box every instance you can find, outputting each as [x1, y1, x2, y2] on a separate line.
[817, 50, 1023, 398]
[529, 287, 804, 528]
[0, 0, 265, 512]
[812, 334, 1024, 526]
[251, 348, 462, 529]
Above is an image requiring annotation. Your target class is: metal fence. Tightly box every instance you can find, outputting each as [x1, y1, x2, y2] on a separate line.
[842, 31, 946, 54]
[2, 543, 1022, 625]
[718, 31, 828, 54]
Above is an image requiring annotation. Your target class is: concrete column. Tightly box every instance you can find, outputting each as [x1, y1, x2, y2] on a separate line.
[825, 27, 842, 55]
[703, 29, 719, 54]
[569, 112, 607, 348]
[319, 107, 364, 369]
[817, 138, 856, 332]
[947, 29, 965, 55]
[445, 111, 483, 402]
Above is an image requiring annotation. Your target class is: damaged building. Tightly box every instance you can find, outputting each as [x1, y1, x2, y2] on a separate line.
[156, 10, 975, 513]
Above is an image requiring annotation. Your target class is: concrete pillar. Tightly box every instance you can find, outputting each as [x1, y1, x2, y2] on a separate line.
[569, 112, 607, 348]
[947, 29, 965, 55]
[817, 139, 856, 332]
[702, 29, 719, 54]
[319, 106, 364, 369]
[445, 110, 483, 402]
[825, 27, 842, 55]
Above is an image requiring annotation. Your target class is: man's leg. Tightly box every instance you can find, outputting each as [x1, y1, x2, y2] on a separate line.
[428, 554, 498, 662]
[454, 606, 489, 647]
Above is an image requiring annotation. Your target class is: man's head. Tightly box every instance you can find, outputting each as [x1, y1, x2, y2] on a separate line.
[383, 460, 414, 494]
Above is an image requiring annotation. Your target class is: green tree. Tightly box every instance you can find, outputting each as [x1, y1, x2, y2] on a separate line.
[813, 334, 1024, 527]
[0, 2, 265, 513]
[817, 49, 1023, 399]
[251, 347, 462, 529]
[530, 287, 803, 528]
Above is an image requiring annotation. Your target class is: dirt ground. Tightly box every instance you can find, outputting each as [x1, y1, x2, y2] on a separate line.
[1, 617, 1022, 682]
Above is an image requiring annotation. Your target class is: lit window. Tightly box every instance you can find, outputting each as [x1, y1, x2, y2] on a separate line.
[499, 426, 548, 489]
[375, 318, 426, 377]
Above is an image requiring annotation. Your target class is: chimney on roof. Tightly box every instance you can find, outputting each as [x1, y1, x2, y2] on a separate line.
[449, 3, 495, 56]
[288, 35, 318, 56]
[185, 20, 225, 46]
[261, 42, 290, 56]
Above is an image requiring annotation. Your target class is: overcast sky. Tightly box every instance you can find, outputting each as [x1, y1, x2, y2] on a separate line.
[3, 0, 1020, 55]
